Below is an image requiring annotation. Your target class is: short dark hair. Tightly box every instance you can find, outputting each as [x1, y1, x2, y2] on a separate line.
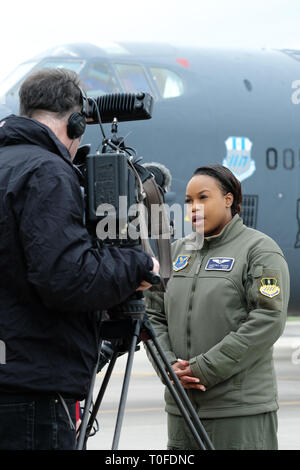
[193, 164, 242, 216]
[19, 68, 83, 118]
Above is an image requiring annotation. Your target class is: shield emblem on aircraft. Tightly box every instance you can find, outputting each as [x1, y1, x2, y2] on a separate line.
[222, 137, 256, 182]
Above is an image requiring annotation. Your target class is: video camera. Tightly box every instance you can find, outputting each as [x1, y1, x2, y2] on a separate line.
[73, 92, 173, 291]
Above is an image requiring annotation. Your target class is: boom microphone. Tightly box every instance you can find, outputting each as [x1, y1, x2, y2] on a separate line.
[142, 162, 172, 193]
[87, 92, 153, 124]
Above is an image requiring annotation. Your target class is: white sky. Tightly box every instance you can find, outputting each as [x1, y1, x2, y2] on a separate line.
[1, 0, 300, 80]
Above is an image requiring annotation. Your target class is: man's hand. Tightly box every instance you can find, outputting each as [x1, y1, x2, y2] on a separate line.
[172, 359, 206, 391]
[136, 257, 160, 291]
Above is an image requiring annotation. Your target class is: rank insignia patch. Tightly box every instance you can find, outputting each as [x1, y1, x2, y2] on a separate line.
[205, 257, 235, 271]
[173, 255, 190, 272]
[259, 278, 280, 298]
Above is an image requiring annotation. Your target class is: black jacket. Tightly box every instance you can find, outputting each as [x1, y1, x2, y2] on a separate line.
[0, 115, 153, 399]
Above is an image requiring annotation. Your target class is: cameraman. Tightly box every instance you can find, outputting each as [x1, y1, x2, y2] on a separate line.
[0, 68, 159, 450]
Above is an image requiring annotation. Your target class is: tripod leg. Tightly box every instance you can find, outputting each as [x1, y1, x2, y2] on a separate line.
[76, 345, 102, 450]
[112, 319, 142, 450]
[81, 350, 119, 449]
[144, 340, 207, 450]
[143, 318, 214, 450]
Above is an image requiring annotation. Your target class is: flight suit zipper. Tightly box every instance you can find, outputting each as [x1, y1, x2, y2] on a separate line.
[186, 255, 205, 359]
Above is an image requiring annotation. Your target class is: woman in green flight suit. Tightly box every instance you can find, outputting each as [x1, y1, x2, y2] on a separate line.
[145, 164, 290, 450]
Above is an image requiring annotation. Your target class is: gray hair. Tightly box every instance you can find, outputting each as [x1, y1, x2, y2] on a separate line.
[19, 67, 83, 118]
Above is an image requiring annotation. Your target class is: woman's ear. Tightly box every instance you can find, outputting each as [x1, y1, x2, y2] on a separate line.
[225, 192, 234, 208]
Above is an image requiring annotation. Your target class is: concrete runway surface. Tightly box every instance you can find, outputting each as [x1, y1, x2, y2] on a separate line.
[82, 320, 300, 451]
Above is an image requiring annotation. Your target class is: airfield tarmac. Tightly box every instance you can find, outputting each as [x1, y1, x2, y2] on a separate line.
[83, 320, 300, 451]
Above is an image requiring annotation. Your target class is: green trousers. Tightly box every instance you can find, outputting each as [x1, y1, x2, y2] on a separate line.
[167, 411, 278, 450]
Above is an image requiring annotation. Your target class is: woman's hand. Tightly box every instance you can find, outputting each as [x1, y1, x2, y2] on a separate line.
[171, 359, 206, 391]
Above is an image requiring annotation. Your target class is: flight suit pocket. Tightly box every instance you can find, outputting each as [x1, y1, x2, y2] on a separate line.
[219, 334, 249, 363]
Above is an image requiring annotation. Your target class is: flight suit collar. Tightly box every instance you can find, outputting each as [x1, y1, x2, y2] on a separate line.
[204, 214, 244, 247]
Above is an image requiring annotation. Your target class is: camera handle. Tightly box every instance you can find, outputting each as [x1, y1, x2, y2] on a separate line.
[76, 312, 214, 451]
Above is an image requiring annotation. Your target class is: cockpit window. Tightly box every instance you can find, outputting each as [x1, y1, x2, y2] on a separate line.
[149, 67, 184, 98]
[114, 63, 153, 95]
[81, 63, 120, 96]
[1, 60, 85, 100]
[38, 60, 85, 73]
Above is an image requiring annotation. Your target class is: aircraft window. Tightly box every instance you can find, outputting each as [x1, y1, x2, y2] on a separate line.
[2, 60, 85, 100]
[0, 61, 37, 97]
[149, 67, 184, 98]
[81, 63, 119, 96]
[38, 60, 84, 73]
[114, 64, 153, 95]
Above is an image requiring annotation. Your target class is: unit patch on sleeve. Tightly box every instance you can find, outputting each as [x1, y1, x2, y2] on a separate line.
[205, 257, 235, 271]
[173, 255, 190, 272]
[259, 278, 280, 298]
[254, 268, 283, 311]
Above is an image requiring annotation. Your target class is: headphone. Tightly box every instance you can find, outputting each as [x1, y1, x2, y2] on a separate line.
[66, 86, 88, 140]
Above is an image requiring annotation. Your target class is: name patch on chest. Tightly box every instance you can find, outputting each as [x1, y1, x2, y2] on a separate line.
[205, 257, 235, 271]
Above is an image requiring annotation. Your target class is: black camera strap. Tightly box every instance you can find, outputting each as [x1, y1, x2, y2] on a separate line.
[143, 177, 173, 288]
[128, 160, 173, 289]
[126, 159, 172, 288]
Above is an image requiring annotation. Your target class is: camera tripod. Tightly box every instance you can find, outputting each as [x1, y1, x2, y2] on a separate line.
[76, 294, 214, 451]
